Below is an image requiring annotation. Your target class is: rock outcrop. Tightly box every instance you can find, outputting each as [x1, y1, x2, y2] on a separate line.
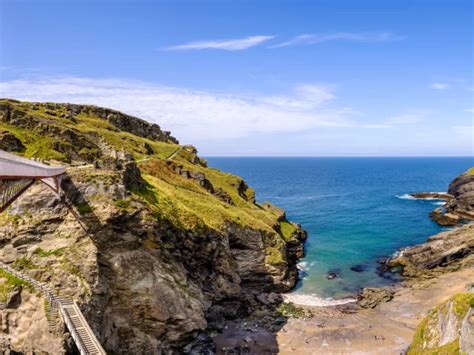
[0, 130, 24, 152]
[357, 288, 394, 309]
[0, 99, 306, 354]
[429, 168, 474, 226]
[408, 293, 474, 354]
[386, 224, 474, 278]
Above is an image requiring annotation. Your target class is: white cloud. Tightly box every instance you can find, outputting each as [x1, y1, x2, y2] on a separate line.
[0, 77, 356, 142]
[271, 32, 400, 48]
[430, 82, 450, 90]
[363, 111, 430, 129]
[164, 35, 274, 51]
[465, 108, 474, 113]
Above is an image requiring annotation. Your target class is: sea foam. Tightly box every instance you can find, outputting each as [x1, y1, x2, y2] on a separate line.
[395, 194, 417, 200]
[282, 293, 356, 307]
[396, 193, 447, 201]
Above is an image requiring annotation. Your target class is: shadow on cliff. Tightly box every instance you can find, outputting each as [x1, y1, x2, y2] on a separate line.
[60, 175, 103, 234]
[211, 296, 291, 355]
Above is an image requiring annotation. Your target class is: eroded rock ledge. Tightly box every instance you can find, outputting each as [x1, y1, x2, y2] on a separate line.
[386, 224, 474, 278]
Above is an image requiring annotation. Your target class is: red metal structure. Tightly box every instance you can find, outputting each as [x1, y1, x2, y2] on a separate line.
[0, 150, 66, 212]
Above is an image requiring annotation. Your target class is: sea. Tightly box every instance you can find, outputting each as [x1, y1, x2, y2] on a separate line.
[206, 157, 474, 304]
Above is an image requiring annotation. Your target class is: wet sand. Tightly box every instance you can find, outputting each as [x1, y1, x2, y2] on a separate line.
[276, 267, 474, 354]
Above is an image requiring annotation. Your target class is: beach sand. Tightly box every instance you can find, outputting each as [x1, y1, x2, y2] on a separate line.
[276, 267, 474, 354]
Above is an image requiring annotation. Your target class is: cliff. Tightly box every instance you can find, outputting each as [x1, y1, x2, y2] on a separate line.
[387, 168, 474, 278]
[408, 293, 474, 354]
[0, 99, 306, 353]
[430, 168, 474, 226]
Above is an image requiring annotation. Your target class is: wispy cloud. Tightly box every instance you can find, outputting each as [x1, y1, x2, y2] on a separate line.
[363, 111, 430, 129]
[465, 108, 474, 113]
[164, 35, 275, 51]
[0, 77, 356, 141]
[271, 32, 400, 48]
[430, 82, 450, 90]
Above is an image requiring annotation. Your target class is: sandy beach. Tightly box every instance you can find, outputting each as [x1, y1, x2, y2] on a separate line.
[276, 267, 474, 354]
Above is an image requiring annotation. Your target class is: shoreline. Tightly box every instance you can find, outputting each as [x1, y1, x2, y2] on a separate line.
[276, 267, 474, 354]
[274, 222, 473, 353]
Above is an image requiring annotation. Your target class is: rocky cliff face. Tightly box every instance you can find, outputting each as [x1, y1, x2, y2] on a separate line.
[408, 293, 474, 354]
[0, 99, 306, 354]
[430, 168, 474, 226]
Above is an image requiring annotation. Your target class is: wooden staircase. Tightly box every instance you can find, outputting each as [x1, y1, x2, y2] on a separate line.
[0, 262, 106, 355]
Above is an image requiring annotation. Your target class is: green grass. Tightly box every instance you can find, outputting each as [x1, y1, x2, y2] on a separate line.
[12, 257, 37, 270]
[0, 99, 179, 162]
[136, 159, 290, 267]
[465, 167, 474, 176]
[279, 220, 297, 241]
[75, 202, 94, 215]
[0, 268, 33, 303]
[33, 247, 66, 258]
[408, 293, 474, 354]
[277, 303, 308, 318]
[113, 199, 131, 209]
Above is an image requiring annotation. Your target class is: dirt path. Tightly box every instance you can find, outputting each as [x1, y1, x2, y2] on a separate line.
[276, 267, 474, 354]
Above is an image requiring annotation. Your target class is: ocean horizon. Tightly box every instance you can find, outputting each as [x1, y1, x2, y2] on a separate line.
[207, 156, 474, 301]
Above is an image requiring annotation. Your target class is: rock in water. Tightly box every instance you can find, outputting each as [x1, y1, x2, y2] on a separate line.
[350, 264, 366, 273]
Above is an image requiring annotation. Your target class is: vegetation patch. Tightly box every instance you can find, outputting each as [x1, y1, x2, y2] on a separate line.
[277, 303, 310, 318]
[0, 268, 33, 301]
[113, 199, 131, 209]
[33, 247, 66, 258]
[279, 220, 297, 241]
[75, 202, 94, 215]
[408, 293, 474, 354]
[465, 167, 474, 176]
[12, 257, 37, 270]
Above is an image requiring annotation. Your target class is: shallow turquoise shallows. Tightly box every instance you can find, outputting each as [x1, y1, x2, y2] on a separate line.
[206, 157, 474, 299]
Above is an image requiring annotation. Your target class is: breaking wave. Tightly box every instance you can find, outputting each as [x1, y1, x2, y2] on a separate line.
[282, 293, 356, 307]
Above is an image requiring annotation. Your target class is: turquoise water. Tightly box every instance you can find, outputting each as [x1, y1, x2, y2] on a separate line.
[206, 157, 474, 299]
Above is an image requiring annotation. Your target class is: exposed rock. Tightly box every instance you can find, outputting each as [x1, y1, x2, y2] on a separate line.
[429, 208, 461, 226]
[460, 307, 474, 354]
[4, 287, 22, 309]
[387, 224, 474, 278]
[326, 272, 339, 280]
[428, 168, 474, 225]
[357, 288, 394, 309]
[408, 293, 474, 354]
[409, 192, 453, 200]
[0, 131, 25, 152]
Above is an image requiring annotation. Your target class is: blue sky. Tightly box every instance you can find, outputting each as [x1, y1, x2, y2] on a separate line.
[0, 0, 472, 156]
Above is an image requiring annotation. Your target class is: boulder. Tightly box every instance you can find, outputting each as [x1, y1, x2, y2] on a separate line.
[0, 131, 25, 152]
[357, 288, 394, 309]
[429, 208, 461, 226]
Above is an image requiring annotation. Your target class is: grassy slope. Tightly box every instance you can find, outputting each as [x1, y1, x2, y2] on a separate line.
[0, 99, 178, 161]
[465, 167, 474, 176]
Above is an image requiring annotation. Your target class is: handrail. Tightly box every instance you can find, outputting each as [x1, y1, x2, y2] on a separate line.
[0, 262, 106, 355]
